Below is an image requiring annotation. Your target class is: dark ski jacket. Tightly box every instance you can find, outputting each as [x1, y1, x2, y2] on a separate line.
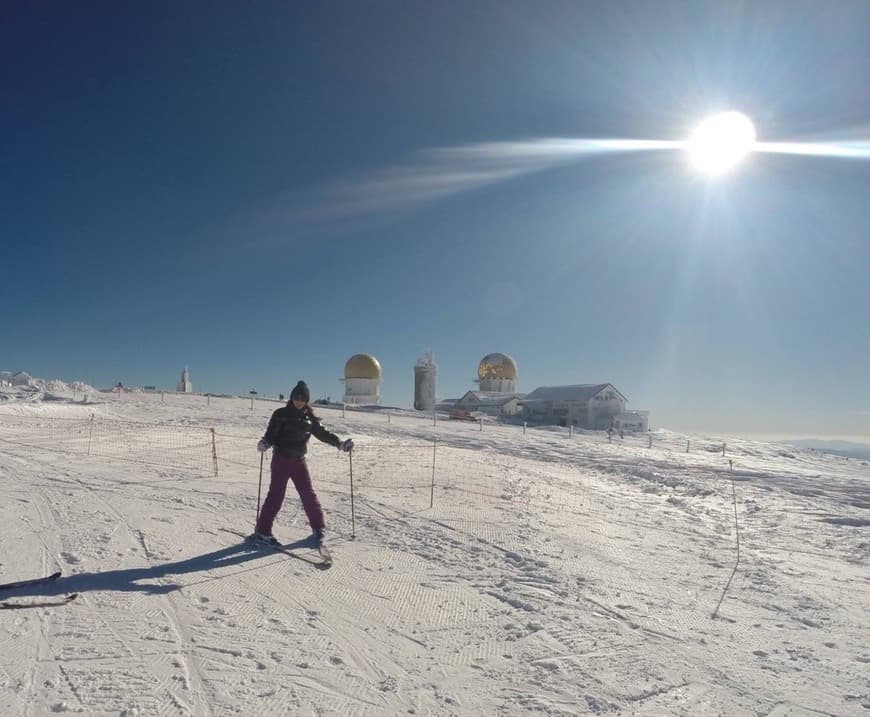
[262, 404, 341, 457]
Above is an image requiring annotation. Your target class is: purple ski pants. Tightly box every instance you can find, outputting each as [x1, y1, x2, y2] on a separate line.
[256, 453, 324, 535]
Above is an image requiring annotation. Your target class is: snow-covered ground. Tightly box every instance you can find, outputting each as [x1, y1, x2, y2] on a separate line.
[1, 383, 868, 716]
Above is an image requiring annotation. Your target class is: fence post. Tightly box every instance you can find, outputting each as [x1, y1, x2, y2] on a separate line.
[343, 403, 346, 418]
[210, 428, 219, 477]
[523, 421, 527, 435]
[722, 442, 726, 456]
[433, 409, 437, 426]
[87, 413, 95, 456]
[479, 418, 483, 432]
[207, 394, 210, 407]
[161, 392, 165, 403]
[686, 440, 690, 453]
[349, 451, 356, 539]
[430, 438, 437, 508]
[730, 478, 740, 561]
[711, 474, 742, 620]
[387, 411, 391, 423]
[648, 434, 652, 448]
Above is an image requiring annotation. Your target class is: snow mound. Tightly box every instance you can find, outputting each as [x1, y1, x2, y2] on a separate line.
[0, 376, 100, 405]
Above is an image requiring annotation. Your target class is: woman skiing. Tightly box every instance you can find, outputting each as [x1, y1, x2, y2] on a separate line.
[255, 381, 353, 544]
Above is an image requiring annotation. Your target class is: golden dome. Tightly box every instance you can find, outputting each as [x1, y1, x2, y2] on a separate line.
[344, 354, 382, 380]
[477, 353, 518, 381]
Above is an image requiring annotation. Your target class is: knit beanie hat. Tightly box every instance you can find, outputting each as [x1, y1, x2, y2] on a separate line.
[290, 381, 310, 403]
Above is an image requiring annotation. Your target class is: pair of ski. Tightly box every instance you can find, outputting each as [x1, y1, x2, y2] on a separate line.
[0, 571, 79, 610]
[221, 528, 332, 568]
[260, 535, 332, 568]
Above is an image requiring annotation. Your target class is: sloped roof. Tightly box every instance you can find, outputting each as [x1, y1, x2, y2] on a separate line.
[521, 384, 626, 402]
[477, 395, 521, 407]
[458, 391, 524, 406]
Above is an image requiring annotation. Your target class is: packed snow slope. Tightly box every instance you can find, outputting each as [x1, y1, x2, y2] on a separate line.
[0, 386, 868, 716]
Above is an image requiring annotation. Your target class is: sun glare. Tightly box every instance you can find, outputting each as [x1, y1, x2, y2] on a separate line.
[688, 112, 756, 175]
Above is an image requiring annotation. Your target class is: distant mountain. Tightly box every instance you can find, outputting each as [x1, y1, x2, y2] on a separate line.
[788, 439, 870, 460]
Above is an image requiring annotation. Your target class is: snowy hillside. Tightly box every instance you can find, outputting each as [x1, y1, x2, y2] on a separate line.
[0, 384, 868, 716]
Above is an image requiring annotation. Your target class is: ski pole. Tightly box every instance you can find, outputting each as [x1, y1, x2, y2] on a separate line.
[255, 451, 265, 531]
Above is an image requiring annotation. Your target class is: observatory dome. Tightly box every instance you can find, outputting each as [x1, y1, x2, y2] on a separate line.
[344, 354, 382, 380]
[477, 353, 518, 381]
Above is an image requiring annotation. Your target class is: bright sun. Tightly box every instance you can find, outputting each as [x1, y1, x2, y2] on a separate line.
[687, 111, 756, 175]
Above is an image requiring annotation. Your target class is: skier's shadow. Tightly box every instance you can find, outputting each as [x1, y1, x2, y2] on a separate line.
[1, 537, 318, 599]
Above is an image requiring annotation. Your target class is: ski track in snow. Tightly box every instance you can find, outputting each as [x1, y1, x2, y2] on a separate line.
[0, 389, 869, 715]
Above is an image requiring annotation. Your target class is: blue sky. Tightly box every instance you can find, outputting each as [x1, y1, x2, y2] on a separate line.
[3, 1, 870, 439]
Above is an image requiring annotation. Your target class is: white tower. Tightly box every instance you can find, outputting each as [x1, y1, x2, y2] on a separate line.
[342, 354, 382, 405]
[475, 353, 517, 393]
[177, 366, 192, 393]
[414, 352, 437, 411]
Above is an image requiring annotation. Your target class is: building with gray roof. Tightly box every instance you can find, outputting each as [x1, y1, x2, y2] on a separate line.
[521, 383, 628, 429]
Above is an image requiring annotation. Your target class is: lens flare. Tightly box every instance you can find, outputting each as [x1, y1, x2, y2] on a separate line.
[687, 112, 757, 175]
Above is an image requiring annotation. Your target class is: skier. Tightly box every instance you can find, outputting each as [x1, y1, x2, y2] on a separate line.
[255, 381, 353, 544]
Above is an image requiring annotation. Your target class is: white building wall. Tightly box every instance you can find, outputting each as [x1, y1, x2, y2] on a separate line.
[500, 398, 521, 417]
[614, 411, 649, 432]
[176, 368, 192, 393]
[478, 377, 516, 393]
[344, 377, 381, 405]
[590, 390, 626, 429]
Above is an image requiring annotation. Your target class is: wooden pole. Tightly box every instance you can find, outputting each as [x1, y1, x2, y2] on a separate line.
[349, 451, 356, 539]
[87, 413, 95, 456]
[211, 428, 219, 477]
[429, 439, 437, 508]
